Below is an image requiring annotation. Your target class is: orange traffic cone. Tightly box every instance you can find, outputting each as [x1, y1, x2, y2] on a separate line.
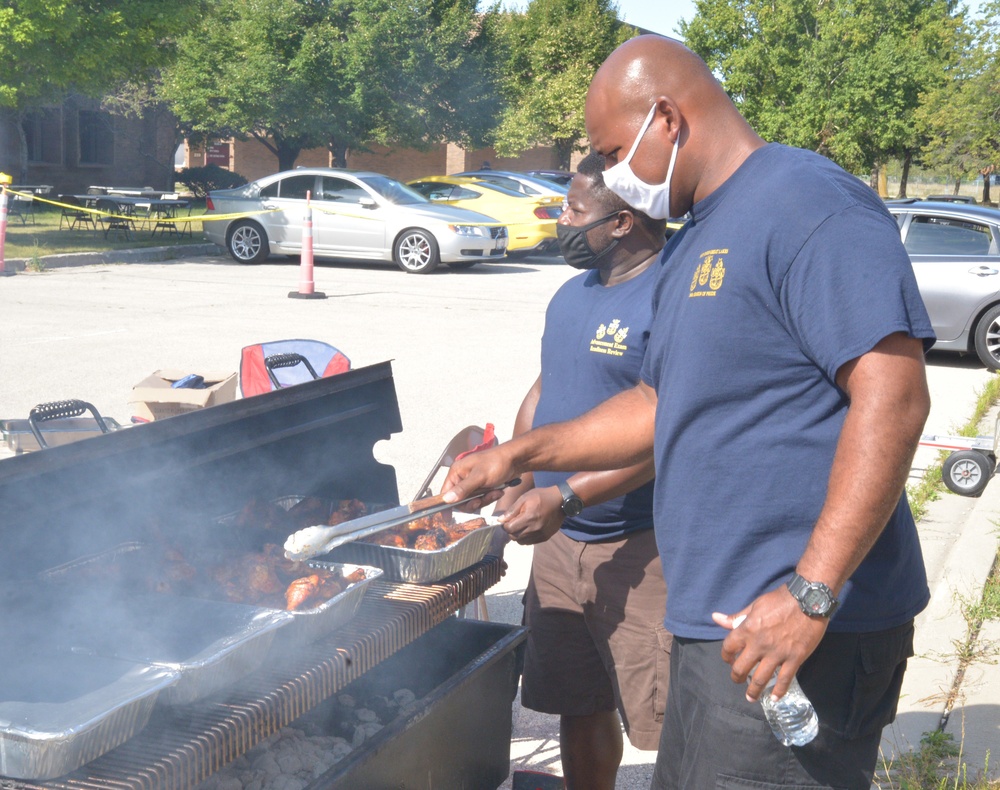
[0, 175, 16, 277]
[288, 191, 326, 299]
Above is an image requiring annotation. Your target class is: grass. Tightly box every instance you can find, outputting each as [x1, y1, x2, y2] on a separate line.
[884, 375, 1000, 789]
[2, 201, 208, 260]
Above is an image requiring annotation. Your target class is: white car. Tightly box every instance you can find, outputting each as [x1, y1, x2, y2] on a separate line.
[202, 168, 508, 273]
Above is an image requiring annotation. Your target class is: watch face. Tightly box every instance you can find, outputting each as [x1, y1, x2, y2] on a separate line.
[802, 586, 832, 615]
[562, 497, 584, 517]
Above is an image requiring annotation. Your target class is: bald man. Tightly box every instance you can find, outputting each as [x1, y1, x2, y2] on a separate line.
[444, 35, 935, 788]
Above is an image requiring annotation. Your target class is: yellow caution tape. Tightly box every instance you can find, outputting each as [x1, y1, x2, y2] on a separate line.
[9, 190, 280, 225]
[9, 189, 550, 230]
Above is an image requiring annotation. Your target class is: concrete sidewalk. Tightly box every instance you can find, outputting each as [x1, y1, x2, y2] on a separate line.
[878, 407, 1000, 784]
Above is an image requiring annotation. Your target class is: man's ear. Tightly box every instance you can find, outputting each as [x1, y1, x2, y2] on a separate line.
[612, 210, 634, 237]
[655, 96, 683, 145]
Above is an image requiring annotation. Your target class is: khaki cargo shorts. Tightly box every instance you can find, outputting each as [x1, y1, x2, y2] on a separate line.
[520, 527, 671, 750]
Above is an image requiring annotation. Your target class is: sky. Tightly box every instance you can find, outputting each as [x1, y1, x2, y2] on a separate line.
[492, 0, 698, 38]
[614, 0, 697, 37]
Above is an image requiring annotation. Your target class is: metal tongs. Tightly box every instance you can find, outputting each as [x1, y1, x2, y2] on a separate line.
[283, 479, 519, 561]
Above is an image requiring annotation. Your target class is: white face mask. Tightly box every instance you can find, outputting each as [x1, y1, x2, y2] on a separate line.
[602, 103, 679, 221]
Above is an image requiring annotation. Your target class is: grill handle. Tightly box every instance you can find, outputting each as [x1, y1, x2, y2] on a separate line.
[264, 352, 320, 388]
[28, 399, 110, 449]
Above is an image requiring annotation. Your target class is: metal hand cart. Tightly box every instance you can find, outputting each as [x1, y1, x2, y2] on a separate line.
[919, 413, 1000, 496]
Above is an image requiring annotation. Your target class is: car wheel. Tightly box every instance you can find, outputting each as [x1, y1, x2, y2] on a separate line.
[227, 221, 269, 264]
[393, 229, 439, 273]
[446, 261, 479, 270]
[973, 304, 1000, 370]
[942, 450, 994, 497]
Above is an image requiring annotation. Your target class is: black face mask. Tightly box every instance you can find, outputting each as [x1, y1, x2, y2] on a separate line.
[556, 212, 621, 270]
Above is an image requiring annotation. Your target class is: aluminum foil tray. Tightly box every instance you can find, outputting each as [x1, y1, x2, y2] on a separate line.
[70, 593, 291, 706]
[327, 517, 495, 583]
[0, 649, 177, 780]
[40, 545, 381, 652]
[6, 580, 292, 706]
[280, 561, 383, 645]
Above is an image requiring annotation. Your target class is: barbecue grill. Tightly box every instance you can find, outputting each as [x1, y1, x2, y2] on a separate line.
[0, 362, 526, 790]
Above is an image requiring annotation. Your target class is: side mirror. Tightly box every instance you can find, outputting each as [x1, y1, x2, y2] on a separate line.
[359, 197, 378, 209]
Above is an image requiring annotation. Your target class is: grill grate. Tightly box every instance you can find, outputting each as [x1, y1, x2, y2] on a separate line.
[4, 559, 500, 790]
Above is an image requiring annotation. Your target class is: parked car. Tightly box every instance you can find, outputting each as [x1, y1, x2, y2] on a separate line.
[525, 169, 574, 188]
[924, 194, 977, 204]
[202, 168, 508, 273]
[888, 200, 1000, 369]
[408, 175, 562, 256]
[453, 170, 568, 199]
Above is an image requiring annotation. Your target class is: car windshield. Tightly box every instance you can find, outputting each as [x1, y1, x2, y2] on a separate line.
[358, 175, 428, 205]
[473, 182, 528, 198]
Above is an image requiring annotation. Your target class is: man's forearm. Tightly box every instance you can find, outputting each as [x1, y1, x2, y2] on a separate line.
[504, 383, 657, 474]
[567, 459, 656, 508]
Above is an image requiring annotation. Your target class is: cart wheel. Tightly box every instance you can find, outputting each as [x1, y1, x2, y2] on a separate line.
[942, 450, 994, 497]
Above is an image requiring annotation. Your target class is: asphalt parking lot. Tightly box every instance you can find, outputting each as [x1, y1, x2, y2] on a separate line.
[0, 252, 574, 494]
[1, 252, 998, 786]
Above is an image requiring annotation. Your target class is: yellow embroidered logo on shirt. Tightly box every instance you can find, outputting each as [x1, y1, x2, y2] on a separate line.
[590, 317, 630, 357]
[690, 249, 727, 297]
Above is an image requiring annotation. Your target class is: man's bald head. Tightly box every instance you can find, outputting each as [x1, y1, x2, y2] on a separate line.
[585, 34, 765, 216]
[588, 35, 721, 121]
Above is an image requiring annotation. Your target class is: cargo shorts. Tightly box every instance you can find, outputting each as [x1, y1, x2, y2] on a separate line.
[520, 527, 671, 750]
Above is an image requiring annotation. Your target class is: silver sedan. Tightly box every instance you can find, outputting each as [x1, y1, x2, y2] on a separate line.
[889, 200, 1000, 369]
[202, 168, 508, 273]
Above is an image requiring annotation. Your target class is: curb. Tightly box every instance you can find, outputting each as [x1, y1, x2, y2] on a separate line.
[3, 243, 224, 272]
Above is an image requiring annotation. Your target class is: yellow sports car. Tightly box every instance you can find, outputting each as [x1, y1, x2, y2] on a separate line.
[408, 175, 562, 256]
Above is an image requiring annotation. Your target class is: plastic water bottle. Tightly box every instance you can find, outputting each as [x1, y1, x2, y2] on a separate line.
[755, 671, 819, 746]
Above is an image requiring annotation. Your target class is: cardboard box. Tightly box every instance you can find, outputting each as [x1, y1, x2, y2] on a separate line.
[129, 370, 237, 421]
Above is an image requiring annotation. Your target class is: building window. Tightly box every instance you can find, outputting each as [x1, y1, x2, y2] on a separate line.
[78, 110, 114, 165]
[23, 109, 62, 164]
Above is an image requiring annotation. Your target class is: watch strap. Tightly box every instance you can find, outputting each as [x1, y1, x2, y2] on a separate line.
[557, 480, 584, 516]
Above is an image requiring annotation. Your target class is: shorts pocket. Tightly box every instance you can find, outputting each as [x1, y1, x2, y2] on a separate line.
[843, 623, 915, 739]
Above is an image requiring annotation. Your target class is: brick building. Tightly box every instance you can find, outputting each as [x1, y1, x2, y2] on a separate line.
[184, 138, 583, 183]
[0, 96, 178, 195]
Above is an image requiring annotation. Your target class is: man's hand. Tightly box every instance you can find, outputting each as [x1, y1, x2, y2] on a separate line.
[499, 486, 564, 545]
[442, 443, 517, 510]
[712, 586, 828, 702]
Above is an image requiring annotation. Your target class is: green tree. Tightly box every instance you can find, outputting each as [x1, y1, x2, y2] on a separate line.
[918, 3, 1000, 203]
[161, 0, 499, 171]
[339, 0, 501, 164]
[0, 0, 201, 179]
[160, 0, 332, 172]
[681, 0, 957, 182]
[492, 0, 635, 169]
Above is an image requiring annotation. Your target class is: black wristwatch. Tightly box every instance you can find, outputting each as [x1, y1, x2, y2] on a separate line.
[786, 572, 839, 618]
[557, 480, 585, 517]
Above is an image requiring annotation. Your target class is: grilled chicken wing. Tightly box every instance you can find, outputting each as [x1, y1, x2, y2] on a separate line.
[285, 574, 322, 610]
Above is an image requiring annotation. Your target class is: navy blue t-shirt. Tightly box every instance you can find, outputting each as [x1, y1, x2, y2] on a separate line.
[533, 265, 657, 541]
[640, 143, 935, 639]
